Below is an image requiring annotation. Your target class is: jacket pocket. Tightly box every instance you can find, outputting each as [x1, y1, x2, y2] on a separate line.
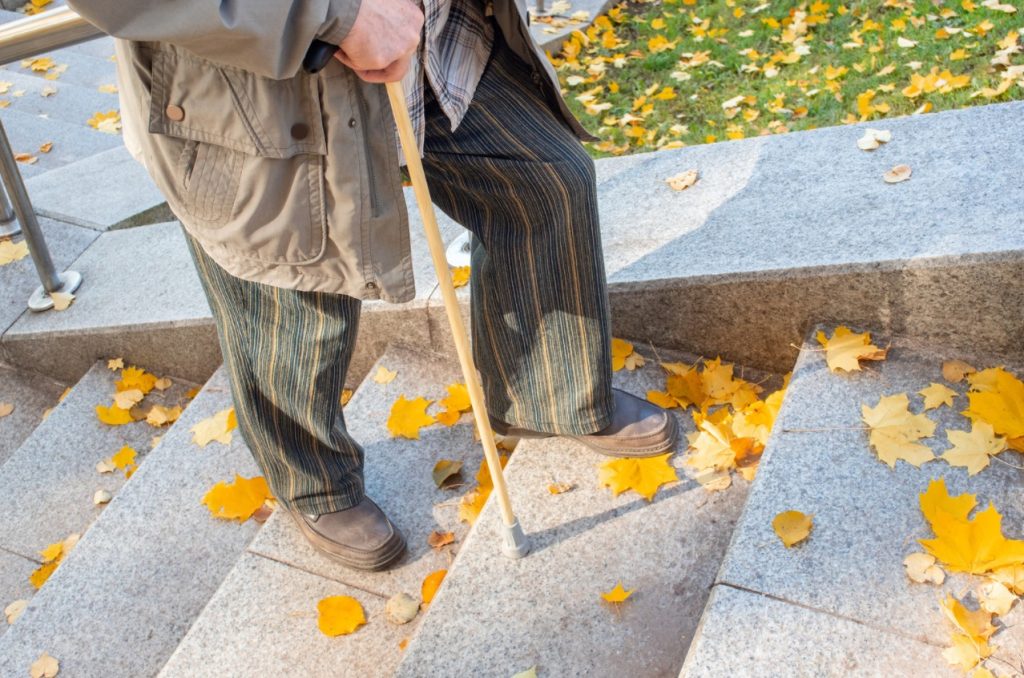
[147, 46, 329, 265]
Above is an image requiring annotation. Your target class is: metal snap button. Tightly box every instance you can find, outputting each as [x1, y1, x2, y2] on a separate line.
[365, 281, 377, 290]
[165, 104, 185, 122]
[348, 118, 357, 128]
[290, 123, 310, 140]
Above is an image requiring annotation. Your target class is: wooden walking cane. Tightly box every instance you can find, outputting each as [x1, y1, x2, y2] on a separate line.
[384, 80, 530, 559]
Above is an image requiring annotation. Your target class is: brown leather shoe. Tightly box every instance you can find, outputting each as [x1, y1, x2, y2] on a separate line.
[287, 496, 406, 571]
[489, 388, 678, 458]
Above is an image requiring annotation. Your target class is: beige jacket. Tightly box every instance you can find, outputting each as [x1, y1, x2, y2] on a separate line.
[67, 0, 596, 302]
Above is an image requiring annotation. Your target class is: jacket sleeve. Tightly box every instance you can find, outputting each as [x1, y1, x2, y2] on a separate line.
[65, 0, 360, 79]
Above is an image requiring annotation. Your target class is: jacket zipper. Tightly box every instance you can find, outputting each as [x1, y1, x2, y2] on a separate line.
[355, 85, 381, 218]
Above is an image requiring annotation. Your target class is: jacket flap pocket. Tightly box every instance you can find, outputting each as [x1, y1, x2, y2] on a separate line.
[148, 47, 327, 158]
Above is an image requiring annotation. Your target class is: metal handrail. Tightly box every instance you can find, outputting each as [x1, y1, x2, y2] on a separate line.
[0, 6, 99, 310]
[0, 6, 101, 66]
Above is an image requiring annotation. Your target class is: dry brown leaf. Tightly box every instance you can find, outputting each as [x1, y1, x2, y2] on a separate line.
[943, 360, 977, 383]
[4, 599, 26, 625]
[883, 164, 912, 183]
[29, 652, 59, 678]
[547, 482, 574, 495]
[427, 531, 454, 549]
[665, 169, 699, 191]
[903, 552, 945, 585]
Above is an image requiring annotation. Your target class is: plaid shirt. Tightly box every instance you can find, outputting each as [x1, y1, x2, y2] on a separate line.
[395, 0, 494, 165]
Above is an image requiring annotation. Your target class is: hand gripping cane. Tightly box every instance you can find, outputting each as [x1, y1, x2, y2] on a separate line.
[384, 80, 530, 559]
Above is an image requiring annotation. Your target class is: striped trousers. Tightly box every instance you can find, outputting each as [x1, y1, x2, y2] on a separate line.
[185, 25, 613, 513]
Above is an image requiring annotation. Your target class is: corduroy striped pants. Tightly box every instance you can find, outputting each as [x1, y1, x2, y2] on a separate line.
[184, 25, 613, 514]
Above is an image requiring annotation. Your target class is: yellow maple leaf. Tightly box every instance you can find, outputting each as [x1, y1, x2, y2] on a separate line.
[942, 594, 997, 642]
[451, 266, 471, 288]
[387, 395, 436, 439]
[316, 595, 366, 636]
[943, 360, 977, 383]
[116, 366, 157, 394]
[963, 367, 1024, 441]
[861, 393, 936, 467]
[0, 239, 30, 265]
[772, 510, 813, 547]
[436, 383, 471, 427]
[943, 633, 992, 672]
[598, 453, 677, 501]
[816, 326, 888, 372]
[372, 366, 397, 384]
[611, 338, 645, 371]
[646, 390, 679, 409]
[87, 110, 121, 134]
[95, 404, 133, 426]
[29, 561, 58, 590]
[920, 383, 957, 410]
[457, 454, 510, 524]
[421, 569, 447, 605]
[600, 581, 634, 603]
[919, 478, 1024, 574]
[146, 404, 182, 427]
[110, 445, 137, 472]
[112, 388, 144, 410]
[190, 408, 236, 447]
[941, 422, 1008, 475]
[202, 475, 273, 522]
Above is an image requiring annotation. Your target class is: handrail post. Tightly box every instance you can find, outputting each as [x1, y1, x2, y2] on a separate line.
[0, 118, 81, 310]
[0, 181, 18, 238]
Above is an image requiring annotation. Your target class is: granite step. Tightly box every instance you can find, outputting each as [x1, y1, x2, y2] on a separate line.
[0, 44, 118, 90]
[395, 345, 779, 676]
[0, 68, 119, 128]
[0, 363, 67, 466]
[0, 106, 123, 179]
[0, 360, 196, 614]
[24, 145, 173, 231]
[680, 326, 1024, 676]
[159, 346, 480, 677]
[0, 366, 263, 676]
[1, 221, 220, 385]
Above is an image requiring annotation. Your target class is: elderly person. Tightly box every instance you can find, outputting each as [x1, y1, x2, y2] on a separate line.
[67, 0, 676, 571]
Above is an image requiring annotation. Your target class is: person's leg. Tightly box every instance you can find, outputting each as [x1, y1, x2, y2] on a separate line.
[420, 26, 614, 436]
[182, 232, 365, 514]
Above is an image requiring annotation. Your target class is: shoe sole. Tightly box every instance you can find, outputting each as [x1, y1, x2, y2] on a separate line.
[288, 510, 408, 572]
[490, 409, 679, 459]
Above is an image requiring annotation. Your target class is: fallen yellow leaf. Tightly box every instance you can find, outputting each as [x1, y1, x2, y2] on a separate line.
[919, 383, 957, 410]
[772, 510, 813, 547]
[29, 652, 59, 678]
[598, 453, 677, 502]
[940, 422, 1008, 475]
[190, 408, 236, 447]
[0, 239, 29, 266]
[861, 393, 936, 467]
[600, 581, 634, 603]
[451, 266, 471, 288]
[883, 164, 912, 183]
[95, 404, 133, 426]
[421, 569, 447, 605]
[903, 552, 945, 585]
[919, 478, 1024, 574]
[431, 459, 463, 488]
[202, 475, 272, 522]
[373, 366, 397, 384]
[816, 326, 888, 372]
[943, 360, 977, 383]
[611, 338, 645, 371]
[316, 595, 366, 636]
[427, 531, 454, 549]
[387, 395, 435, 439]
[0, 402, 12, 418]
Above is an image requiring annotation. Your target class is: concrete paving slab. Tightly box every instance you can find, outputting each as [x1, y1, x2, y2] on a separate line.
[0, 361, 195, 568]
[396, 347, 773, 677]
[24, 145, 173, 231]
[0, 363, 66, 466]
[0, 107, 123, 179]
[714, 326, 1024, 652]
[248, 346, 473, 599]
[2, 221, 220, 384]
[0, 368, 262, 678]
[680, 585, 956, 678]
[0, 70, 119, 127]
[158, 553, 407, 678]
[0, 216, 97, 337]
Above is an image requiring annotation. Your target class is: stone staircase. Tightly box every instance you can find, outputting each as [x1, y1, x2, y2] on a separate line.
[0, 5, 1022, 677]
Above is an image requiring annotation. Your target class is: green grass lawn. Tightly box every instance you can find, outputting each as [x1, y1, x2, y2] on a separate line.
[544, 0, 1023, 157]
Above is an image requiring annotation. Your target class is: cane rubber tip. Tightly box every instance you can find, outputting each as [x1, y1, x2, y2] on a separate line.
[500, 519, 530, 559]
